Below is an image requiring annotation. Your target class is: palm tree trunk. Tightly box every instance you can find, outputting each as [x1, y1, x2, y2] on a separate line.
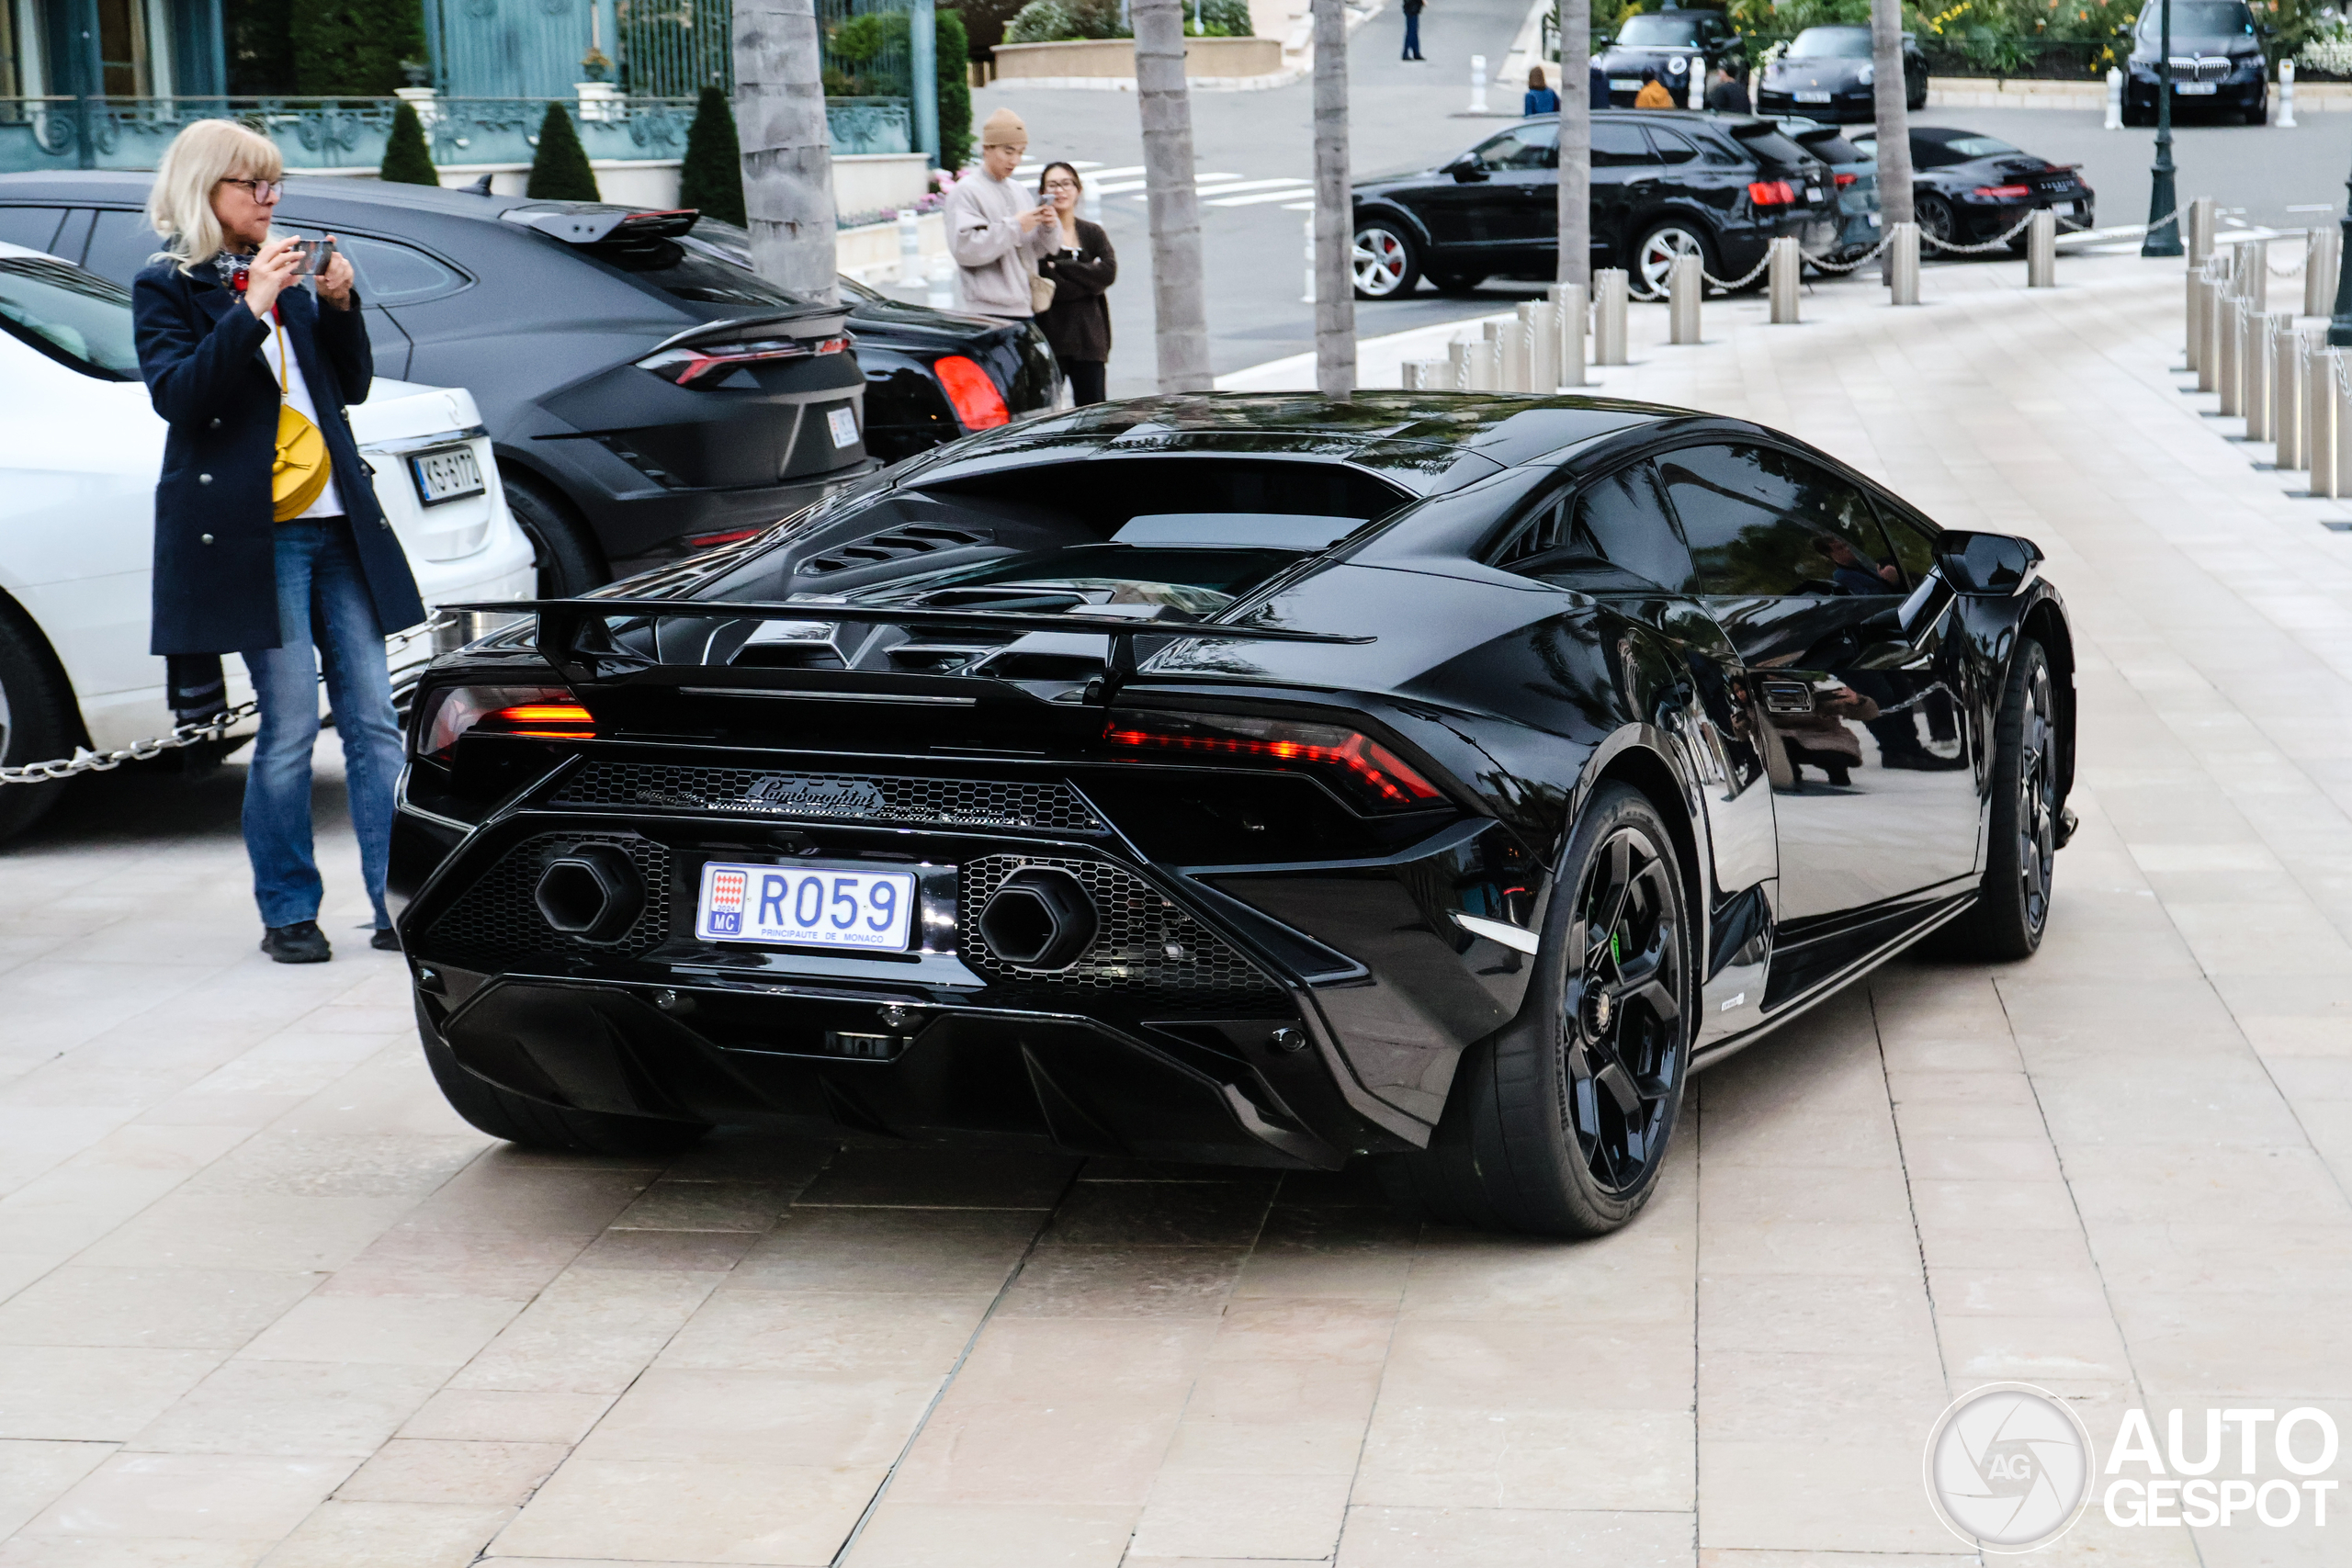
[735, 0, 839, 304]
[1134, 0, 1213, 391]
[1555, 0, 1590, 290]
[1869, 0, 1915, 231]
[1312, 0, 1354, 397]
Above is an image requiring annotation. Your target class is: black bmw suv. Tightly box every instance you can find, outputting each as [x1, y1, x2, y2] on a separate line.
[2122, 0, 2269, 125]
[0, 173, 1060, 589]
[1351, 111, 1840, 301]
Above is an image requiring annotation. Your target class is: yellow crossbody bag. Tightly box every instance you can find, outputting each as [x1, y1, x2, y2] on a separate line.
[269, 309, 331, 522]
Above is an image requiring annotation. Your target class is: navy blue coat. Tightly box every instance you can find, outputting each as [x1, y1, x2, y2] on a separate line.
[131, 263, 426, 656]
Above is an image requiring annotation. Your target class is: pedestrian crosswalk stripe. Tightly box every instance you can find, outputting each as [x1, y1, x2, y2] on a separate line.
[1128, 176, 1309, 202]
[1208, 185, 1320, 207]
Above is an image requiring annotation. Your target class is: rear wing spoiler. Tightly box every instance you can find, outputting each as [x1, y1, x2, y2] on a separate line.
[448, 597, 1374, 702]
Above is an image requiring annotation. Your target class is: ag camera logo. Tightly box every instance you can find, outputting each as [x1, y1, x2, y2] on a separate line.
[1922, 1383, 2094, 1553]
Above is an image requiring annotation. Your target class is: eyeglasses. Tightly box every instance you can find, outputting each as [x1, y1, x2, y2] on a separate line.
[220, 177, 283, 202]
[1042, 179, 1080, 192]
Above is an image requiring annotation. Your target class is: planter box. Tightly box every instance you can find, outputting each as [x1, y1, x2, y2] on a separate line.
[991, 35, 1283, 80]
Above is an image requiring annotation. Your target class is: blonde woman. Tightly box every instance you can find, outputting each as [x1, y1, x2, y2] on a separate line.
[132, 119, 424, 964]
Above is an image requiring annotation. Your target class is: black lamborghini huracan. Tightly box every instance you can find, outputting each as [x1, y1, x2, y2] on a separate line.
[390, 393, 2075, 1237]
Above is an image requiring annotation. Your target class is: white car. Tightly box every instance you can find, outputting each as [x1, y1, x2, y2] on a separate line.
[0, 242, 534, 839]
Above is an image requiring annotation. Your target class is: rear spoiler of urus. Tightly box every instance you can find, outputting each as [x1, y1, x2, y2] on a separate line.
[450, 597, 1374, 703]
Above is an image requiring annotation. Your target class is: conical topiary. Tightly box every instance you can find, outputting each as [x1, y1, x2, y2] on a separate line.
[526, 101, 600, 201]
[677, 85, 746, 228]
[379, 99, 438, 186]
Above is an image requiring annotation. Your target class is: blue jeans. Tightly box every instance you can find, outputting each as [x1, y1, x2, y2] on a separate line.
[1402, 12, 1420, 56]
[238, 518, 404, 931]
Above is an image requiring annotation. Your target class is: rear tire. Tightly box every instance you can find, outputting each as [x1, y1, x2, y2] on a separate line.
[1630, 221, 1716, 300]
[0, 604, 78, 844]
[1916, 193, 1959, 250]
[1951, 637, 2060, 962]
[503, 478, 607, 598]
[419, 1003, 710, 1156]
[1381, 783, 1694, 1236]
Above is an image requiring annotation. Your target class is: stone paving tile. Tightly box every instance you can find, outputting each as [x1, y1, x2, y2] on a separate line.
[7, 254, 2352, 1566]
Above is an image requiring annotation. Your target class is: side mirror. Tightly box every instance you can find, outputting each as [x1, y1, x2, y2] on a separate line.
[1936, 530, 2043, 596]
[1447, 156, 1487, 183]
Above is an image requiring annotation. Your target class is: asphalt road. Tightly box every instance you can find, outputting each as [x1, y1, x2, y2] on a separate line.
[975, 36, 2352, 396]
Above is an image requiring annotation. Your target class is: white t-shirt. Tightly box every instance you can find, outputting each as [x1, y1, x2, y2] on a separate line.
[260, 309, 345, 521]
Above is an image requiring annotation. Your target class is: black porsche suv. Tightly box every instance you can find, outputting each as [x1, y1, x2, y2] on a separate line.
[0, 173, 1060, 589]
[1351, 111, 1840, 302]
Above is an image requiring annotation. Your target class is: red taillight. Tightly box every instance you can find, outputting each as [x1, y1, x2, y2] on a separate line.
[636, 334, 848, 389]
[1975, 183, 2030, 199]
[1104, 710, 1443, 811]
[1834, 172, 1857, 187]
[1747, 179, 1797, 207]
[686, 527, 766, 548]
[933, 354, 1011, 430]
[417, 684, 594, 757]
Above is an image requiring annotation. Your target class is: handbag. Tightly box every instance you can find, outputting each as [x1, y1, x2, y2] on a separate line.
[269, 308, 331, 523]
[1029, 262, 1057, 315]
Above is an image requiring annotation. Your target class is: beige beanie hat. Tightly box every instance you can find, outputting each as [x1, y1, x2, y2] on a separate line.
[980, 107, 1028, 148]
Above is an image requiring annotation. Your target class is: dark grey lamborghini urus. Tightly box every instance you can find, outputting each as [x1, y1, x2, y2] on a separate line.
[390, 393, 2076, 1237]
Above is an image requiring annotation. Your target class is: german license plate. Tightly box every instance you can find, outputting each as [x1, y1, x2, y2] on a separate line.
[695, 861, 918, 951]
[2052, 200, 2076, 217]
[2177, 82, 2217, 94]
[1795, 89, 1832, 103]
[826, 406, 858, 447]
[408, 444, 484, 507]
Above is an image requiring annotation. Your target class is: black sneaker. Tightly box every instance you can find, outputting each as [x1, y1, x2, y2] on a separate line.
[369, 927, 401, 953]
[260, 921, 333, 964]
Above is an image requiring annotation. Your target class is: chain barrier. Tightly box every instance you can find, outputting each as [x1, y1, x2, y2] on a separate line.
[1918, 207, 2042, 255]
[1700, 245, 1779, 292]
[1, 701, 261, 786]
[1800, 232, 1895, 276]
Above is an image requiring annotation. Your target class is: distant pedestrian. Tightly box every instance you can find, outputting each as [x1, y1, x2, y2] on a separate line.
[1704, 62, 1751, 114]
[1524, 65, 1559, 116]
[1591, 59, 1611, 108]
[1035, 163, 1115, 406]
[1634, 68, 1674, 108]
[1401, 0, 1425, 61]
[944, 107, 1060, 321]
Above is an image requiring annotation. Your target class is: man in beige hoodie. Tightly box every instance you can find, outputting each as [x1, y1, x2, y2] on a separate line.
[943, 107, 1060, 319]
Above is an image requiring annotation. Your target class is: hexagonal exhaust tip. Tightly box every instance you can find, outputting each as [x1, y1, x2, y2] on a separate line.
[534, 844, 646, 942]
[978, 868, 1098, 969]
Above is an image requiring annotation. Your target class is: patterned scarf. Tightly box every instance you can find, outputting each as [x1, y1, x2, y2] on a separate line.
[211, 250, 253, 293]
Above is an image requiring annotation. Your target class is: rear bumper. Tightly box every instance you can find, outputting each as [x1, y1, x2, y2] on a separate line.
[1755, 87, 1875, 123]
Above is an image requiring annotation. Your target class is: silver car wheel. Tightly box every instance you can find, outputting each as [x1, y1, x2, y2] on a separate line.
[1634, 226, 1706, 299]
[1353, 226, 1411, 298]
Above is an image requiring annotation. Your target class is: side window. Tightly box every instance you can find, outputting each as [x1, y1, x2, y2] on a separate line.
[1657, 444, 1902, 598]
[0, 207, 67, 256]
[1592, 122, 1657, 169]
[0, 256, 141, 380]
[277, 228, 471, 306]
[1494, 462, 1697, 592]
[1645, 127, 1701, 165]
[82, 209, 164, 287]
[1872, 499, 1939, 587]
[1474, 122, 1558, 171]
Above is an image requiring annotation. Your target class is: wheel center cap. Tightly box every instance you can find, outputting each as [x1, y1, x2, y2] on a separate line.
[1582, 982, 1616, 1037]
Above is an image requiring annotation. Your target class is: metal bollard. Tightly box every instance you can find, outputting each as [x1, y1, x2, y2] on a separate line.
[2219, 294, 2243, 416]
[1470, 54, 1488, 114]
[2027, 209, 2057, 288]
[2199, 265, 2225, 393]
[1496, 315, 1528, 391]
[2280, 61, 2298, 130]
[926, 253, 955, 310]
[1668, 255, 1703, 344]
[897, 210, 922, 288]
[2245, 239, 2268, 313]
[1886, 221, 1922, 306]
[1549, 282, 1589, 388]
[2334, 353, 2352, 497]
[1594, 269, 1631, 365]
[2246, 310, 2274, 440]
[1472, 323, 1503, 390]
[1769, 237, 1801, 323]
[1403, 358, 1450, 392]
[1447, 339, 1472, 390]
[2188, 196, 2216, 266]
[1401, 359, 1424, 391]
[2307, 227, 2341, 319]
[1522, 301, 1555, 394]
[2187, 268, 2204, 372]
[2309, 339, 2336, 489]
[2105, 66, 2124, 130]
[2275, 318, 2304, 468]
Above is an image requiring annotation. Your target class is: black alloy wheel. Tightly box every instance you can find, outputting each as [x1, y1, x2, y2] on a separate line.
[1916, 193, 1959, 249]
[0, 605, 75, 843]
[1352, 221, 1422, 299]
[1956, 637, 2059, 961]
[1631, 222, 1714, 300]
[1378, 782, 1693, 1236]
[503, 478, 607, 597]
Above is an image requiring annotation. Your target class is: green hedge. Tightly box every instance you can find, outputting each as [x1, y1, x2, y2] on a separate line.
[1004, 0, 1252, 42]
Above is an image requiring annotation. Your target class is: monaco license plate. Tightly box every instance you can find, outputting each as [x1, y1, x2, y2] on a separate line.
[408, 444, 484, 507]
[695, 862, 918, 951]
[1611, 77, 1640, 89]
[1795, 89, 1833, 103]
[2177, 81, 2218, 94]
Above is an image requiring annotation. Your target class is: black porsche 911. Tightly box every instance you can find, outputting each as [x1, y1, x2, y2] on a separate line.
[1850, 127, 2096, 251]
[390, 393, 2075, 1237]
[1753, 24, 1928, 122]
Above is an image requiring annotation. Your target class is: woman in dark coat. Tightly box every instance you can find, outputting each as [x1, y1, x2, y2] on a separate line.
[133, 119, 425, 964]
[1035, 164, 1116, 407]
